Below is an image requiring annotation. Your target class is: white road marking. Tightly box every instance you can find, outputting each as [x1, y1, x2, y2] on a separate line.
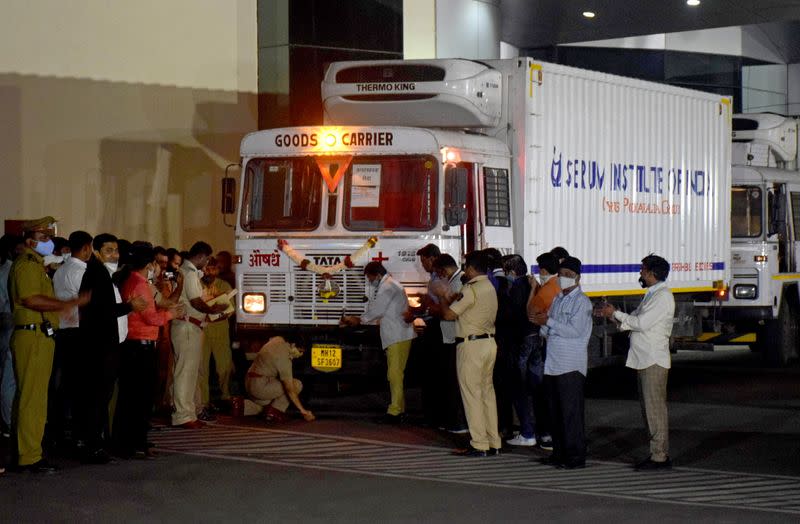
[150, 423, 800, 516]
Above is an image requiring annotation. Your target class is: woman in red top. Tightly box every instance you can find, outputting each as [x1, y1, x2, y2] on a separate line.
[114, 244, 181, 458]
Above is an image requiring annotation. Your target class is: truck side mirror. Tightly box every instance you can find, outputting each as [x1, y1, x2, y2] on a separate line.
[221, 163, 240, 216]
[444, 166, 468, 226]
[221, 177, 236, 214]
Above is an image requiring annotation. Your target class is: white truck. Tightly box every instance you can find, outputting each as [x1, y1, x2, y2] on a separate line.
[226, 58, 734, 375]
[708, 113, 800, 366]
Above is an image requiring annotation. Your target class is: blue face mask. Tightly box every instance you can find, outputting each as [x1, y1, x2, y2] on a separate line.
[33, 239, 54, 257]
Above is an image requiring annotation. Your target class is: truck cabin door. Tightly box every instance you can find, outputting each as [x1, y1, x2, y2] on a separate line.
[444, 162, 514, 256]
[768, 183, 796, 273]
[790, 187, 800, 271]
[444, 163, 475, 254]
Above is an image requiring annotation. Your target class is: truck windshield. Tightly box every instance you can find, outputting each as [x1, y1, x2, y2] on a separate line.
[343, 155, 438, 231]
[240, 157, 322, 231]
[731, 186, 762, 238]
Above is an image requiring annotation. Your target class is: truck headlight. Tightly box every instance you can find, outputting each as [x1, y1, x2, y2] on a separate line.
[242, 292, 266, 313]
[733, 284, 758, 300]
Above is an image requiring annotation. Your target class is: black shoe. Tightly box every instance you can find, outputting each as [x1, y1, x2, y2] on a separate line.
[112, 447, 136, 460]
[558, 460, 586, 470]
[134, 449, 157, 461]
[487, 447, 502, 456]
[377, 413, 405, 425]
[537, 456, 563, 467]
[81, 448, 114, 465]
[213, 399, 232, 414]
[18, 459, 59, 474]
[197, 409, 217, 422]
[453, 446, 488, 457]
[635, 457, 672, 471]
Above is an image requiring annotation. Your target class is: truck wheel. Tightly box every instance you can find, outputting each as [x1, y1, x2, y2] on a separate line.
[764, 292, 799, 366]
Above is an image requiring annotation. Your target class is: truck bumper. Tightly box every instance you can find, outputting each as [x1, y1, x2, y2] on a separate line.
[236, 323, 386, 378]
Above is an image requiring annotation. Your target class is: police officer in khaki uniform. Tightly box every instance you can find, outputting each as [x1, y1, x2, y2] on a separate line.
[199, 257, 234, 410]
[171, 241, 228, 429]
[432, 250, 500, 457]
[9, 217, 87, 473]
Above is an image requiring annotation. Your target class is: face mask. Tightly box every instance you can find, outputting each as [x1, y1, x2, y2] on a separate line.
[104, 262, 118, 273]
[538, 274, 553, 286]
[505, 274, 516, 283]
[638, 276, 648, 288]
[43, 254, 63, 266]
[62, 252, 71, 261]
[147, 268, 155, 281]
[33, 239, 55, 257]
[559, 276, 576, 289]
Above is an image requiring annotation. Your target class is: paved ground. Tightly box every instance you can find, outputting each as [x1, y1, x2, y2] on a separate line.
[2, 348, 799, 522]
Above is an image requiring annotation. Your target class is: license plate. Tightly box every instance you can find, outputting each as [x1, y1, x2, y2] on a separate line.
[311, 344, 342, 372]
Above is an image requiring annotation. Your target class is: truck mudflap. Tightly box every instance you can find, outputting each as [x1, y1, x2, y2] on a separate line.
[236, 323, 385, 378]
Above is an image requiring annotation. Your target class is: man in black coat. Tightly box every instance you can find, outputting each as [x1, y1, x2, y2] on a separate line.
[76, 233, 145, 463]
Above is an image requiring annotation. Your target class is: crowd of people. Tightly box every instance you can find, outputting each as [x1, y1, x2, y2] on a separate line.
[350, 243, 676, 471]
[0, 217, 238, 474]
[0, 216, 677, 475]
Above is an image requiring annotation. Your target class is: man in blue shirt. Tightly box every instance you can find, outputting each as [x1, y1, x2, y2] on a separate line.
[532, 256, 592, 469]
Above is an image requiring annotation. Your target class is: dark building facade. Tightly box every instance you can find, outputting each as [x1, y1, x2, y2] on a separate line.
[258, 0, 403, 129]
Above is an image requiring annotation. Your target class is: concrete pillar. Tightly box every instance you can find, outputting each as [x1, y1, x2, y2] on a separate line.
[404, 0, 436, 59]
[787, 63, 800, 115]
[257, 0, 290, 129]
[433, 0, 501, 59]
[257, 0, 403, 128]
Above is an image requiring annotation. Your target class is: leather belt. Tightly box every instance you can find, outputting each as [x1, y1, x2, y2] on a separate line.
[178, 316, 204, 328]
[128, 339, 156, 346]
[14, 324, 38, 331]
[454, 333, 494, 344]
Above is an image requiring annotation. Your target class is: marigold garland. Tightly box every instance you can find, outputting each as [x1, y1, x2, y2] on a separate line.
[277, 236, 379, 275]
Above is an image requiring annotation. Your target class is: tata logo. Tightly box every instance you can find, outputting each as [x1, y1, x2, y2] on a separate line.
[313, 255, 342, 265]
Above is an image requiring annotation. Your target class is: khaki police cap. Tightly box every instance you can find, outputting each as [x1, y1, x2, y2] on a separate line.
[21, 216, 57, 233]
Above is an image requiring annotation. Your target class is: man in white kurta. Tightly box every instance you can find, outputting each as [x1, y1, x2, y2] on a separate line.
[342, 262, 415, 423]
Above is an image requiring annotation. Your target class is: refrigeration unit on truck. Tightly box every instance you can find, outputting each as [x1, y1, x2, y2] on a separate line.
[709, 112, 800, 366]
[226, 58, 732, 375]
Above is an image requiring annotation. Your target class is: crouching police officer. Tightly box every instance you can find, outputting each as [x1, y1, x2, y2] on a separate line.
[10, 217, 88, 473]
[245, 335, 315, 423]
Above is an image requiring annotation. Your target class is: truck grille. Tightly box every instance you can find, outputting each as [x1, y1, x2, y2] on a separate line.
[242, 273, 288, 303]
[292, 264, 367, 322]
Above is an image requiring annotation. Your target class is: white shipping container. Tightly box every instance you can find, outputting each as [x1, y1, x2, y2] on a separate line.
[492, 59, 732, 296]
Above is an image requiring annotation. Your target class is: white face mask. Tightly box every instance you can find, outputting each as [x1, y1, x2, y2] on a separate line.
[104, 262, 118, 274]
[538, 274, 554, 286]
[62, 252, 71, 261]
[43, 254, 64, 266]
[558, 276, 576, 289]
[147, 268, 155, 281]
